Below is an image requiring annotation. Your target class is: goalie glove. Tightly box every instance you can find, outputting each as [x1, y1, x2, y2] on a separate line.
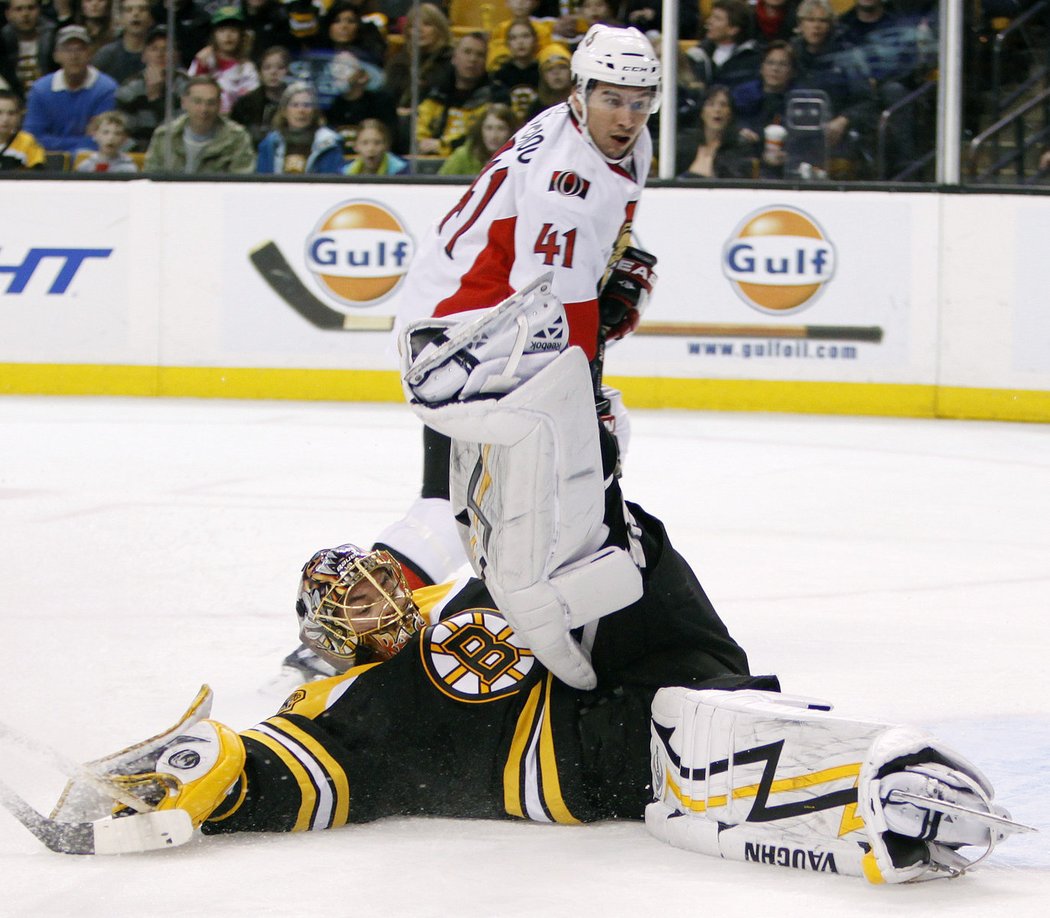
[598, 247, 657, 341]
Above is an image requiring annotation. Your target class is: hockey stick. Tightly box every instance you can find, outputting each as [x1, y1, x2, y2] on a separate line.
[635, 322, 884, 342]
[249, 241, 395, 332]
[0, 776, 193, 855]
[0, 720, 157, 815]
[887, 790, 1038, 838]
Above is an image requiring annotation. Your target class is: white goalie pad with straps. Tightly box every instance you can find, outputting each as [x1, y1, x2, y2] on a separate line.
[647, 688, 1021, 884]
[400, 279, 643, 690]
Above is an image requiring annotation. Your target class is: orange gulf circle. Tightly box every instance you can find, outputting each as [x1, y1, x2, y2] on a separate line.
[315, 202, 404, 304]
[734, 208, 823, 311]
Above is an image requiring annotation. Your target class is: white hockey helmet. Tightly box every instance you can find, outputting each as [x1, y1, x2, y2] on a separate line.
[571, 24, 661, 109]
[570, 24, 661, 162]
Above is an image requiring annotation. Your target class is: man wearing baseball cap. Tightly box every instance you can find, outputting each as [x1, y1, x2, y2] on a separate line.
[23, 24, 117, 153]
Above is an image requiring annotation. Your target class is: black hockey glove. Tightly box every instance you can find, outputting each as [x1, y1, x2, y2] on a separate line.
[598, 247, 658, 341]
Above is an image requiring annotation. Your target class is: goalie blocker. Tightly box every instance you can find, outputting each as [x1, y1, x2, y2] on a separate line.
[647, 688, 1024, 884]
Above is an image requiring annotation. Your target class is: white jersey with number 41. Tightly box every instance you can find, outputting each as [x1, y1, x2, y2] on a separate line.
[399, 102, 652, 361]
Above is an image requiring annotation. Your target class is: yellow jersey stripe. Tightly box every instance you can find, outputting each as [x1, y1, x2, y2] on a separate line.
[271, 716, 351, 830]
[538, 673, 582, 825]
[503, 680, 544, 818]
[243, 728, 317, 832]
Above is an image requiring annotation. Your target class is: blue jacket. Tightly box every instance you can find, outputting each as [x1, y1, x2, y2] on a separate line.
[256, 126, 345, 174]
[23, 67, 118, 153]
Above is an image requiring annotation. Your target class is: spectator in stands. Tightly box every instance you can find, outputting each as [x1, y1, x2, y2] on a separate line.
[623, 1, 701, 41]
[288, 3, 383, 111]
[687, 0, 760, 92]
[325, 49, 397, 147]
[791, 0, 876, 177]
[75, 108, 139, 170]
[676, 83, 754, 179]
[2, 0, 56, 94]
[491, 19, 539, 124]
[144, 73, 254, 171]
[384, 1, 451, 116]
[239, 0, 293, 64]
[93, 0, 154, 84]
[522, 42, 570, 120]
[437, 100, 515, 176]
[486, 0, 573, 70]
[733, 39, 795, 172]
[115, 24, 188, 151]
[342, 116, 407, 175]
[838, 0, 929, 177]
[150, 0, 210, 69]
[255, 80, 344, 174]
[416, 32, 506, 156]
[752, 0, 799, 46]
[282, 0, 320, 54]
[41, 0, 74, 27]
[0, 87, 44, 167]
[23, 24, 116, 152]
[319, 1, 385, 68]
[230, 42, 288, 147]
[189, 6, 260, 113]
[1, 48, 22, 96]
[78, 0, 117, 57]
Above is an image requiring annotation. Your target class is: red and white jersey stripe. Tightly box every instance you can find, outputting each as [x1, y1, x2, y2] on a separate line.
[399, 103, 651, 360]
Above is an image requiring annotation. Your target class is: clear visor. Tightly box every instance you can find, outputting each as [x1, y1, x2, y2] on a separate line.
[584, 81, 660, 116]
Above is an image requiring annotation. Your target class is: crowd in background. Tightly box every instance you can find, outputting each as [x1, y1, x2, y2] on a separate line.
[0, 0, 1046, 180]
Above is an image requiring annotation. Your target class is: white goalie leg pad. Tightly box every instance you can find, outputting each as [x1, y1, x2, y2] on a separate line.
[647, 688, 1008, 884]
[371, 496, 468, 584]
[400, 272, 567, 405]
[411, 348, 641, 689]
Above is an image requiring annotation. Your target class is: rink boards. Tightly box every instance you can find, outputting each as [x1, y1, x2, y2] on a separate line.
[0, 180, 1047, 422]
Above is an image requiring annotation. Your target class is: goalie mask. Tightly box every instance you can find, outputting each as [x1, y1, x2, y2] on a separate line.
[296, 544, 423, 671]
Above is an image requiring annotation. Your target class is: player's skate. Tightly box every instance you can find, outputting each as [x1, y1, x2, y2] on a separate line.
[401, 272, 567, 405]
[646, 688, 1033, 884]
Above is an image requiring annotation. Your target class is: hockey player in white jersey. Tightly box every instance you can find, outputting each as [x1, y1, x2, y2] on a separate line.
[369, 23, 661, 596]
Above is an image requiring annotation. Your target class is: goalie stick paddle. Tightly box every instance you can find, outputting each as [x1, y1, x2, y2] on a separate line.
[249, 241, 395, 332]
[887, 790, 1038, 837]
[0, 776, 193, 855]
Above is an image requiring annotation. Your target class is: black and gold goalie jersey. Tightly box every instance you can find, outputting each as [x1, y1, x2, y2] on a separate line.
[203, 505, 755, 835]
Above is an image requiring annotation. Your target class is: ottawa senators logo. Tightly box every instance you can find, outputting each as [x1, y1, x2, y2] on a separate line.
[421, 609, 535, 702]
[549, 170, 591, 198]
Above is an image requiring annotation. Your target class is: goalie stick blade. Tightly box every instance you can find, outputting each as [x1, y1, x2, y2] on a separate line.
[250, 241, 394, 332]
[93, 809, 195, 856]
[887, 789, 1038, 837]
[404, 271, 555, 386]
[1, 777, 193, 855]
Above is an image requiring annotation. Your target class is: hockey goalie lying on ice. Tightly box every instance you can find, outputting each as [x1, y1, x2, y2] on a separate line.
[16, 275, 1031, 880]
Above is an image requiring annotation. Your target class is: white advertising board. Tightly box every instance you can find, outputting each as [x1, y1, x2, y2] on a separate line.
[0, 179, 1047, 421]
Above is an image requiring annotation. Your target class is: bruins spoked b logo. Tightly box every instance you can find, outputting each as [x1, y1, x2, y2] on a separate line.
[421, 610, 535, 702]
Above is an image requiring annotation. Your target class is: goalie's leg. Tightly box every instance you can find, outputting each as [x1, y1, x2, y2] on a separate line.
[647, 688, 1019, 884]
[400, 277, 644, 690]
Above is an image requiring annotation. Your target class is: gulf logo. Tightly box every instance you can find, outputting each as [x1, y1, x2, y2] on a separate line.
[721, 206, 836, 315]
[304, 200, 414, 307]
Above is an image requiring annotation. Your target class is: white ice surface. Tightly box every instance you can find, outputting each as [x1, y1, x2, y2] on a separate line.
[0, 396, 1048, 917]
